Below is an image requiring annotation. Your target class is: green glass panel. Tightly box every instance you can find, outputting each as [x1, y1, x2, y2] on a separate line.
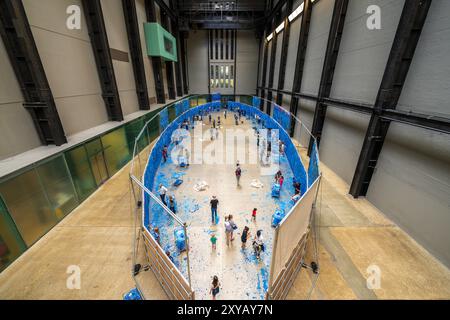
[190, 97, 198, 107]
[144, 109, 161, 123]
[36, 156, 79, 219]
[125, 118, 148, 155]
[0, 196, 27, 272]
[65, 145, 97, 201]
[147, 117, 160, 143]
[0, 169, 56, 246]
[239, 95, 253, 105]
[85, 138, 103, 158]
[198, 98, 207, 106]
[101, 127, 131, 176]
[168, 104, 176, 122]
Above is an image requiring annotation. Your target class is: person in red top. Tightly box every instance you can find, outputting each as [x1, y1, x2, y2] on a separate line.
[252, 208, 257, 222]
[279, 175, 284, 188]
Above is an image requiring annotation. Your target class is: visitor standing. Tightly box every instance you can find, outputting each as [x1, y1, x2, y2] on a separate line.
[279, 175, 284, 188]
[228, 214, 237, 241]
[224, 216, 233, 246]
[168, 195, 176, 214]
[241, 226, 251, 249]
[280, 142, 285, 155]
[253, 230, 265, 259]
[210, 196, 219, 224]
[210, 276, 221, 300]
[153, 227, 160, 245]
[162, 145, 168, 163]
[235, 164, 242, 187]
[293, 181, 301, 195]
[210, 233, 217, 250]
[275, 170, 282, 182]
[158, 184, 168, 205]
[252, 208, 257, 222]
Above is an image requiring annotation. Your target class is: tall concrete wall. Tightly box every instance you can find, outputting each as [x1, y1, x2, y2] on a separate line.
[235, 30, 259, 95]
[22, 0, 109, 137]
[322, 0, 404, 184]
[186, 30, 209, 94]
[0, 0, 167, 160]
[136, 0, 157, 103]
[101, 0, 139, 116]
[264, 0, 450, 267]
[0, 38, 41, 160]
[366, 0, 450, 267]
[272, 31, 283, 89]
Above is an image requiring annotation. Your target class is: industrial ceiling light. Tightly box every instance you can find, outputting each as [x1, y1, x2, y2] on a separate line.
[288, 3, 304, 22]
[275, 21, 285, 34]
[266, 32, 274, 42]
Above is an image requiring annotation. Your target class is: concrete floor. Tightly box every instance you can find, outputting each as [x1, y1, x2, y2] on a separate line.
[149, 113, 296, 299]
[1, 114, 450, 300]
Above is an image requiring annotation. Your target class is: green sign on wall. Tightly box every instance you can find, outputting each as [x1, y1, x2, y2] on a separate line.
[144, 23, 177, 62]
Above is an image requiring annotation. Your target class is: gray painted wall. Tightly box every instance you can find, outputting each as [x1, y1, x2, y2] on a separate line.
[266, 0, 450, 267]
[272, 31, 283, 88]
[186, 30, 209, 94]
[265, 40, 273, 89]
[0, 0, 164, 160]
[136, 0, 157, 102]
[283, 15, 302, 92]
[321, 0, 404, 184]
[368, 123, 450, 267]
[330, 0, 405, 104]
[22, 0, 109, 137]
[235, 30, 259, 95]
[300, 0, 335, 95]
[397, 0, 450, 117]
[366, 0, 450, 267]
[101, 0, 140, 116]
[0, 37, 41, 160]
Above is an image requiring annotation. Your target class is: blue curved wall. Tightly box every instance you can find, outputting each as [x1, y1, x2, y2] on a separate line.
[143, 100, 316, 229]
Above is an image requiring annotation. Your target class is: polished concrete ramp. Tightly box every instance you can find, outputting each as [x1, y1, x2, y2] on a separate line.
[1, 130, 450, 299]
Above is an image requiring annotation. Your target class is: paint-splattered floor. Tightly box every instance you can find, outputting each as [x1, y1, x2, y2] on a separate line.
[149, 111, 298, 300]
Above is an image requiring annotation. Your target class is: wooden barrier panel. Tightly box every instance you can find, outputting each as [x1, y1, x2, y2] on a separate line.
[267, 177, 321, 300]
[141, 228, 194, 300]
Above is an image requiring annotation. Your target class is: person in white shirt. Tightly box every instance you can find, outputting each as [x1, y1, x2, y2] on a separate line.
[253, 230, 264, 259]
[224, 216, 233, 246]
[158, 184, 168, 206]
